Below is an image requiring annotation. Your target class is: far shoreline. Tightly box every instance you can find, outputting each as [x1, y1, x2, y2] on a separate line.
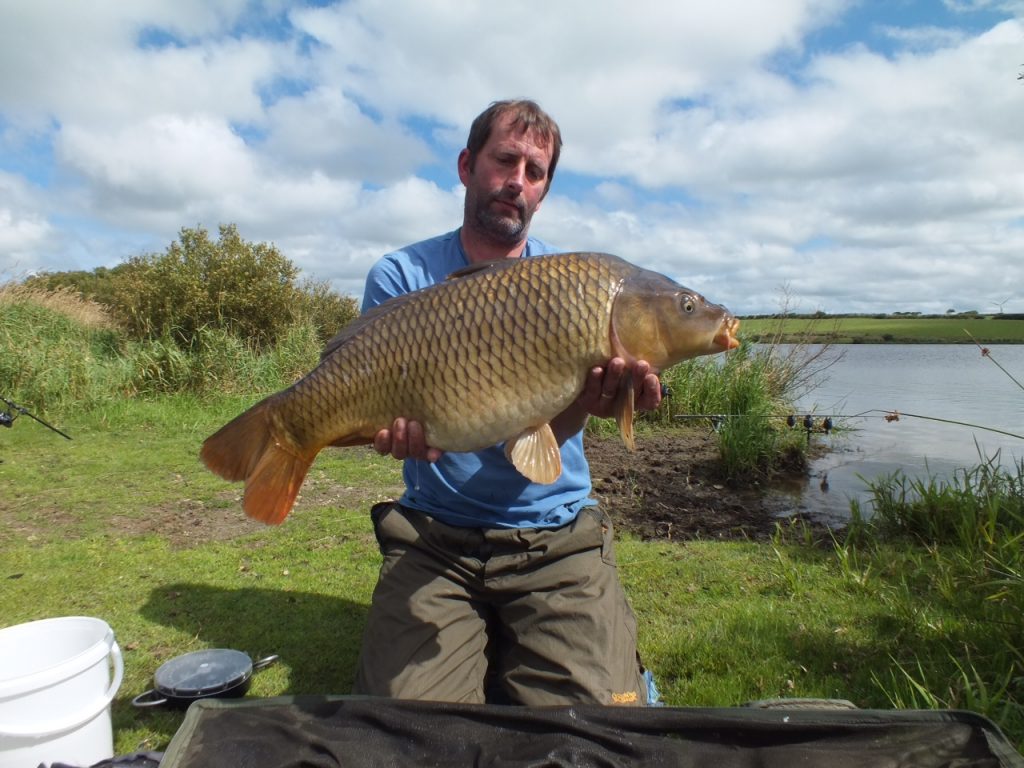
[739, 314, 1024, 345]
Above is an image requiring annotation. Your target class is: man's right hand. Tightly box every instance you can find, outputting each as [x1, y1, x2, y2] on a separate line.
[373, 417, 444, 462]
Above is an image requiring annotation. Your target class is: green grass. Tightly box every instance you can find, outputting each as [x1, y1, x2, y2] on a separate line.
[3, 284, 1021, 756]
[832, 459, 1024, 741]
[3, 397, 1022, 755]
[1, 396, 403, 752]
[0, 282, 323, 412]
[741, 315, 1024, 344]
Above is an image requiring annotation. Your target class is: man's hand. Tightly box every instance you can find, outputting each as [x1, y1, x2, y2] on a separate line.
[373, 417, 443, 462]
[577, 358, 662, 418]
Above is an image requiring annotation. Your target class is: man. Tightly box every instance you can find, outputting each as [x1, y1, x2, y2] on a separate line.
[354, 100, 662, 706]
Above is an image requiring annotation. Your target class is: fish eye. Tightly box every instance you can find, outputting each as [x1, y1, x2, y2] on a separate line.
[680, 295, 696, 313]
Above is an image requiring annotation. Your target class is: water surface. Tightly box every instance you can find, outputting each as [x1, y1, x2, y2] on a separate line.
[770, 344, 1024, 524]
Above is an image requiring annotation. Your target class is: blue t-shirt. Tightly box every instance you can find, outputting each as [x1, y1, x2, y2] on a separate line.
[361, 229, 597, 529]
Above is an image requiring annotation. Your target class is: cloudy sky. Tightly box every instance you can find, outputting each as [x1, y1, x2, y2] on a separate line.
[2, 0, 1023, 315]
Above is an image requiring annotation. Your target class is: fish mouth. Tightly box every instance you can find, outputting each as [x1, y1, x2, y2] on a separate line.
[713, 317, 741, 350]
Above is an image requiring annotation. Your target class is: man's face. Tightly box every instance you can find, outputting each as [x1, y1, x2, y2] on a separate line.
[459, 114, 554, 246]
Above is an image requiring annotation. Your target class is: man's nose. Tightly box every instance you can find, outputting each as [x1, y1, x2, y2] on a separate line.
[505, 162, 525, 193]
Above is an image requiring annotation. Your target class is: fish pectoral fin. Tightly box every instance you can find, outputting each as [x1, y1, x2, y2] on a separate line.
[505, 423, 562, 484]
[614, 376, 636, 452]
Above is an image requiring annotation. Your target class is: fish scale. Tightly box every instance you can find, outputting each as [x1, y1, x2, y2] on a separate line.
[201, 252, 739, 524]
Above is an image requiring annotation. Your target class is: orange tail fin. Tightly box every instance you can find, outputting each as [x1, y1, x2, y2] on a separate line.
[200, 398, 315, 525]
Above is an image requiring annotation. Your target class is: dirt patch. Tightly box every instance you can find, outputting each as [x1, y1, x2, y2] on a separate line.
[586, 430, 811, 542]
[106, 471, 405, 548]
[2, 433, 812, 548]
[108, 498, 266, 547]
[0, 462, 404, 549]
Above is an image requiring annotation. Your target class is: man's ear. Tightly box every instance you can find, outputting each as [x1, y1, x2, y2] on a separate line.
[457, 148, 472, 185]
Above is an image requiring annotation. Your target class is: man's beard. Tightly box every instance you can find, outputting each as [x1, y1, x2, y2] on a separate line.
[468, 190, 533, 245]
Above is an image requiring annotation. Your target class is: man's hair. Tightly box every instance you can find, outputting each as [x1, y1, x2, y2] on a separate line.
[465, 100, 562, 189]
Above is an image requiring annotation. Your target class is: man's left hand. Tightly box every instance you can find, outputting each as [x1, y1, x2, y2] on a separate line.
[578, 358, 662, 418]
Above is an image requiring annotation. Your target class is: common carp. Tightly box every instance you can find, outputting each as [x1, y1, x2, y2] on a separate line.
[201, 252, 740, 524]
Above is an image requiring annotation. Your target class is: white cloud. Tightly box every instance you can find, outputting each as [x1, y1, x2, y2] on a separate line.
[0, 0, 1022, 313]
[262, 87, 434, 183]
[55, 115, 256, 228]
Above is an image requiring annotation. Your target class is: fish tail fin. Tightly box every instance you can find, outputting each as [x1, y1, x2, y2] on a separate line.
[200, 398, 315, 525]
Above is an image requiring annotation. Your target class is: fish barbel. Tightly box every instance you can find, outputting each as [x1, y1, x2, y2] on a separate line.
[201, 252, 740, 524]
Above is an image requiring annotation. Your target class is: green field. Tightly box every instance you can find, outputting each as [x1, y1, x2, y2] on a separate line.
[740, 315, 1024, 344]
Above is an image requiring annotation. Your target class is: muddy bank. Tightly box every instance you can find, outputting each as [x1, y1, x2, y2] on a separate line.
[586, 430, 816, 542]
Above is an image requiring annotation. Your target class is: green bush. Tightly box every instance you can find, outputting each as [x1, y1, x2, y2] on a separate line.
[25, 225, 360, 352]
[111, 224, 303, 349]
[1, 280, 330, 409]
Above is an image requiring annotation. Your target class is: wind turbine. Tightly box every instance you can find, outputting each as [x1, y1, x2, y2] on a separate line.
[989, 297, 1011, 314]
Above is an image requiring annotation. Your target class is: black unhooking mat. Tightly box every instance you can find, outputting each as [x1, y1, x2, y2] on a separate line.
[160, 696, 1024, 768]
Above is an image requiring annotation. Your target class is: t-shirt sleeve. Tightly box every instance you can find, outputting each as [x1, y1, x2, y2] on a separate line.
[361, 255, 411, 312]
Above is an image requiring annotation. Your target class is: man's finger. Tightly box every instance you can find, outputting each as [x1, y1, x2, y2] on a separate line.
[407, 420, 426, 459]
[391, 418, 408, 460]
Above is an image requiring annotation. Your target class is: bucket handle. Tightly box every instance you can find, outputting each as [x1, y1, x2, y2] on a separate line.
[0, 641, 124, 739]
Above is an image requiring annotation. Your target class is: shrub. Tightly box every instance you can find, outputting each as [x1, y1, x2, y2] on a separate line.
[110, 224, 305, 350]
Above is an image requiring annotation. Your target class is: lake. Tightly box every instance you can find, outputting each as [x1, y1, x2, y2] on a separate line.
[767, 343, 1024, 525]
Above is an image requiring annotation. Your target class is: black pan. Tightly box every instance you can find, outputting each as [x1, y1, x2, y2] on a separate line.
[132, 649, 278, 708]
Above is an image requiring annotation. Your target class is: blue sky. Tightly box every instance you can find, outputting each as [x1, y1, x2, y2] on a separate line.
[2, 0, 1023, 315]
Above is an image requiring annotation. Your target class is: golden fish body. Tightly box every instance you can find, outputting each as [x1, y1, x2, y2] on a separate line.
[201, 252, 739, 524]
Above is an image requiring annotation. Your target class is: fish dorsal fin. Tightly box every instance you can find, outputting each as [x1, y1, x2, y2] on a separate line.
[505, 422, 562, 484]
[614, 376, 636, 451]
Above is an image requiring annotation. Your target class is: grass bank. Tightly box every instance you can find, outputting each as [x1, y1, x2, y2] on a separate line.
[741, 315, 1024, 344]
[3, 279, 813, 484]
[2, 284, 1020, 753]
[1, 396, 1020, 753]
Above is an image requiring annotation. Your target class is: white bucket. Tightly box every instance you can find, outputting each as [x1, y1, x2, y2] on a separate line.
[0, 617, 124, 768]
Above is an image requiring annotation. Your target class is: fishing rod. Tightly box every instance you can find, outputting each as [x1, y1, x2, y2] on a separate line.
[0, 396, 73, 440]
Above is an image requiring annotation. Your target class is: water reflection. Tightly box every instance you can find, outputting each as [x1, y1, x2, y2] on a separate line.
[767, 344, 1024, 525]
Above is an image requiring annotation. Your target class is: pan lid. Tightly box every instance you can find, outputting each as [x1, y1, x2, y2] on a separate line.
[153, 648, 252, 697]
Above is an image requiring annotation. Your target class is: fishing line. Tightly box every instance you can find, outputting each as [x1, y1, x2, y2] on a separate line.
[673, 410, 1023, 441]
[963, 330, 1024, 393]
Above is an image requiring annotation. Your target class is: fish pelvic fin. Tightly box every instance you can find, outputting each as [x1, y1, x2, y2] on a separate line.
[614, 375, 636, 452]
[505, 422, 562, 484]
[200, 398, 315, 525]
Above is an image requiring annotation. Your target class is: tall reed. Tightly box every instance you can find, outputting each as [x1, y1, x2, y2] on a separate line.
[0, 283, 124, 410]
[647, 333, 840, 480]
[842, 457, 1024, 742]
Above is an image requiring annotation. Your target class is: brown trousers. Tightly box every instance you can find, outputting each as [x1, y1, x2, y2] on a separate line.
[353, 503, 648, 706]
